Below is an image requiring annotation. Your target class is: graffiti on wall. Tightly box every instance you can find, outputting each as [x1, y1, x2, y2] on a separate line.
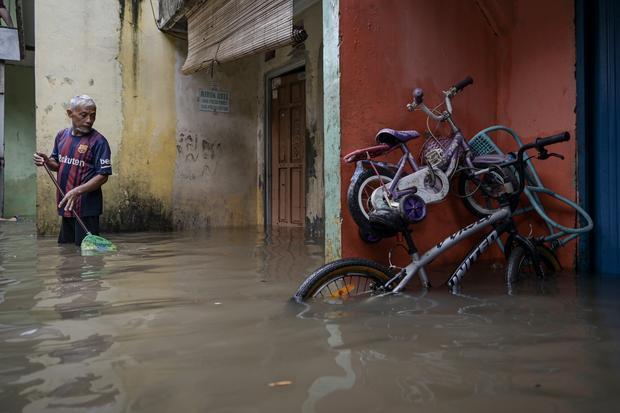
[176, 131, 222, 179]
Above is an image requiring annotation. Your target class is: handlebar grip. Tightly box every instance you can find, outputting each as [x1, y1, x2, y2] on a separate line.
[535, 132, 570, 148]
[413, 88, 424, 104]
[454, 76, 474, 92]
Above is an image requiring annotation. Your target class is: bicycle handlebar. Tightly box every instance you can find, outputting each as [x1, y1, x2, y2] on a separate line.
[514, 132, 571, 195]
[453, 76, 474, 93]
[535, 132, 570, 148]
[406, 76, 474, 122]
[413, 88, 424, 104]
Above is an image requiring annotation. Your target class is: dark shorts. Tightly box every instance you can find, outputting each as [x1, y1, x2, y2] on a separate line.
[0, 1, 5, 9]
[58, 216, 100, 246]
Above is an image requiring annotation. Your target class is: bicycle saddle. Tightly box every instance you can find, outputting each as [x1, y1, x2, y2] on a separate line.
[375, 128, 421, 146]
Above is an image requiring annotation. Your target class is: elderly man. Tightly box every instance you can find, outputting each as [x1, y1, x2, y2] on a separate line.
[33, 95, 112, 246]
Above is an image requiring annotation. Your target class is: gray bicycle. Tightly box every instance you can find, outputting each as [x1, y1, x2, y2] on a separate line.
[294, 133, 590, 301]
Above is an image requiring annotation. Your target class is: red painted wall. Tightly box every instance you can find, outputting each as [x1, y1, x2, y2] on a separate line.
[339, 0, 577, 269]
[495, 0, 577, 266]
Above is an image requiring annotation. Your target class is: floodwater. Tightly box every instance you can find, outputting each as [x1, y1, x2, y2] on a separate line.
[1, 221, 619, 413]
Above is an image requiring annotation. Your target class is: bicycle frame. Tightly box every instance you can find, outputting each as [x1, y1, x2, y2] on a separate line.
[388, 206, 512, 293]
[358, 129, 473, 204]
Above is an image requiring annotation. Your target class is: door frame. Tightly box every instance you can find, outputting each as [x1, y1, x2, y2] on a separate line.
[263, 59, 306, 229]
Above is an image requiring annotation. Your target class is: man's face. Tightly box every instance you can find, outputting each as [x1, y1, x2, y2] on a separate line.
[67, 104, 96, 134]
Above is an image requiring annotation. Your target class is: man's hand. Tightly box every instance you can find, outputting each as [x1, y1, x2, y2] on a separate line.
[33, 152, 49, 167]
[57, 175, 108, 212]
[58, 188, 81, 212]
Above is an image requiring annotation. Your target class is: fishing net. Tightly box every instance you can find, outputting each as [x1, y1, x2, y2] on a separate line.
[81, 234, 117, 253]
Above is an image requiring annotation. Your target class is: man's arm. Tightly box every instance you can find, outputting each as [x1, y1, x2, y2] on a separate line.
[58, 174, 109, 212]
[33, 152, 60, 171]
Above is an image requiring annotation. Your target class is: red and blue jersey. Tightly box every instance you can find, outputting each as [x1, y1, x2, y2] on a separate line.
[50, 128, 112, 217]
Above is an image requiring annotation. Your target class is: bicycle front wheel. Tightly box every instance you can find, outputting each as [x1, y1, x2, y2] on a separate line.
[505, 246, 557, 283]
[293, 258, 395, 302]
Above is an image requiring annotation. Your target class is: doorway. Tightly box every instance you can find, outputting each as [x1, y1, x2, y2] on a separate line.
[269, 69, 306, 227]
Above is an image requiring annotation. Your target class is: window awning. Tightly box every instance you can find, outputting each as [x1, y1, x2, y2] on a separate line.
[182, 0, 295, 75]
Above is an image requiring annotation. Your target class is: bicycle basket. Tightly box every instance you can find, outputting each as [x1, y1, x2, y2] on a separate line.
[468, 134, 503, 157]
[421, 135, 453, 170]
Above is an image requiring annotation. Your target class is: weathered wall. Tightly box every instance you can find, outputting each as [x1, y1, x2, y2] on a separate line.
[111, 0, 177, 231]
[339, 0, 499, 267]
[35, 0, 177, 234]
[172, 2, 324, 233]
[4, 64, 36, 217]
[173, 51, 261, 229]
[339, 0, 577, 268]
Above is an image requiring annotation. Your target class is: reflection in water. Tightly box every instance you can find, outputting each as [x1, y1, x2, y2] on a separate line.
[302, 323, 356, 413]
[1, 221, 620, 412]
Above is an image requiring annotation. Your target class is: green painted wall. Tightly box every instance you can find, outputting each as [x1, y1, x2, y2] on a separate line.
[323, 0, 341, 261]
[4, 64, 36, 217]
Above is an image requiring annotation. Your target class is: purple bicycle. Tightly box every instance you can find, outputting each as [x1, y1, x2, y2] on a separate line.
[344, 76, 516, 242]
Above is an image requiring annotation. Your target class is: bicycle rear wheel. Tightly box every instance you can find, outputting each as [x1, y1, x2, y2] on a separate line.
[293, 258, 395, 302]
[347, 169, 395, 229]
[458, 167, 520, 217]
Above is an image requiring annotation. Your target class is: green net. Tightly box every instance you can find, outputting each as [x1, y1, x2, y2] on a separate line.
[81, 234, 117, 253]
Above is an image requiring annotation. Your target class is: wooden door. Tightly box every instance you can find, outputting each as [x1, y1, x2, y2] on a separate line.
[271, 71, 306, 227]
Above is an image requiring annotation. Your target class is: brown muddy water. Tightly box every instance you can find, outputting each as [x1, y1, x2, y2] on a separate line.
[1, 220, 619, 413]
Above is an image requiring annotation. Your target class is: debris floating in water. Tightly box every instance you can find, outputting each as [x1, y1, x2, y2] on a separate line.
[268, 380, 293, 387]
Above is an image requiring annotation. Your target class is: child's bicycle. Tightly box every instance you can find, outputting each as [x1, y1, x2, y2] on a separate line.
[294, 133, 591, 301]
[344, 76, 516, 242]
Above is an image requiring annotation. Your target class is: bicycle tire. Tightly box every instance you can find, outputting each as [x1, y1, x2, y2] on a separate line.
[347, 169, 395, 230]
[457, 167, 520, 217]
[505, 245, 556, 283]
[293, 258, 395, 302]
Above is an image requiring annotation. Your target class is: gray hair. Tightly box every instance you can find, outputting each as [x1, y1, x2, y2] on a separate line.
[69, 95, 96, 110]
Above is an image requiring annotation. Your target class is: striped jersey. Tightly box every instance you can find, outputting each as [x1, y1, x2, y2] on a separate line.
[50, 128, 112, 217]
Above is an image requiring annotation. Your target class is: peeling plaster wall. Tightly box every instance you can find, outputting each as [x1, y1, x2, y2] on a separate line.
[173, 51, 260, 229]
[172, 3, 323, 233]
[35, 0, 177, 234]
[112, 0, 177, 231]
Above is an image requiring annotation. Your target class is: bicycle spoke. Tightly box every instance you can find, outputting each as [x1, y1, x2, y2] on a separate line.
[312, 274, 381, 300]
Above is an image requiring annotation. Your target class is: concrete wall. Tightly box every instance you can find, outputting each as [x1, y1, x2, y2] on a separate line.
[173, 52, 261, 229]
[172, 3, 324, 233]
[494, 0, 577, 266]
[35, 0, 177, 234]
[339, 0, 499, 267]
[3, 64, 36, 217]
[338, 0, 577, 268]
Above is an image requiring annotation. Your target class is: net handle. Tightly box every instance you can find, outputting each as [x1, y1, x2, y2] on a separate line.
[43, 163, 92, 235]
